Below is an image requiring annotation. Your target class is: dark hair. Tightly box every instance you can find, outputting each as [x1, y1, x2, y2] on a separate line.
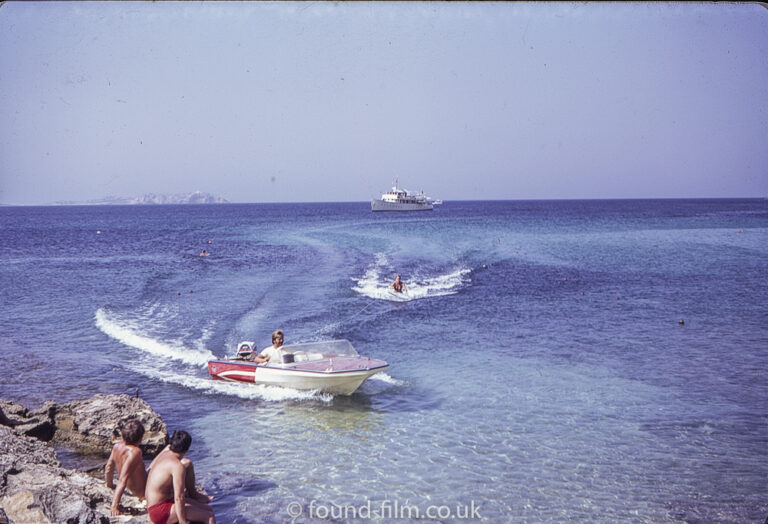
[169, 430, 192, 453]
[119, 418, 145, 446]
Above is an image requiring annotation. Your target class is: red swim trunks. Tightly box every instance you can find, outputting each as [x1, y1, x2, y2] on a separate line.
[147, 499, 174, 524]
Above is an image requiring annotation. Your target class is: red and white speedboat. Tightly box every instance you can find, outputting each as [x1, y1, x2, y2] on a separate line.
[207, 339, 388, 395]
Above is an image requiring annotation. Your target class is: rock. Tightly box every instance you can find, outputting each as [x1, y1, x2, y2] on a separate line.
[53, 394, 168, 459]
[0, 424, 58, 471]
[14, 414, 56, 442]
[0, 425, 148, 523]
[2, 489, 49, 524]
[0, 406, 152, 523]
[0, 400, 56, 441]
[4, 466, 103, 523]
[0, 400, 25, 420]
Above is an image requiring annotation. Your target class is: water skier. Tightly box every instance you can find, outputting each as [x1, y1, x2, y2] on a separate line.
[391, 274, 408, 295]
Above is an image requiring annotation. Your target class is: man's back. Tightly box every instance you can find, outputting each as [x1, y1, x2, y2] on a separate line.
[145, 429, 215, 524]
[111, 441, 147, 498]
[145, 450, 181, 506]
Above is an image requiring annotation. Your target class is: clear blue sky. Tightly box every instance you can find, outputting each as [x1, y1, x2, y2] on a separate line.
[1, 2, 766, 205]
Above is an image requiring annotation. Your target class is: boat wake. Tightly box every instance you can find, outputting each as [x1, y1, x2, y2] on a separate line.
[352, 372, 406, 396]
[94, 305, 384, 402]
[95, 306, 214, 366]
[351, 253, 470, 301]
[131, 364, 335, 402]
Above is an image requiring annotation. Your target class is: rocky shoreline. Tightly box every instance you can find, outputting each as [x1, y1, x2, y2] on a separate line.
[1, 394, 168, 524]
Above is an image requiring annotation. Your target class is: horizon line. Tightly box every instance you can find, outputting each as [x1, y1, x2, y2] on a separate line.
[1, 196, 766, 207]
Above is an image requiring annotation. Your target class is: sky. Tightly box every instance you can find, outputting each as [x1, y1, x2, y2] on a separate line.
[1, 1, 766, 205]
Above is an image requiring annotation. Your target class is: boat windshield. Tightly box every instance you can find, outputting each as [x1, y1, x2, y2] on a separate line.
[282, 339, 359, 357]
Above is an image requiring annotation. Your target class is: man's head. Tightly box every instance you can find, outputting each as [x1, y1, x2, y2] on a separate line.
[119, 418, 145, 446]
[169, 430, 192, 454]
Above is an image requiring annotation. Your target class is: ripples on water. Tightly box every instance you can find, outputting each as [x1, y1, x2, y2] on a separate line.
[0, 200, 766, 523]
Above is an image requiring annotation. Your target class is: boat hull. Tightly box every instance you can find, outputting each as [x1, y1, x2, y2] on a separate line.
[208, 357, 389, 395]
[371, 199, 433, 212]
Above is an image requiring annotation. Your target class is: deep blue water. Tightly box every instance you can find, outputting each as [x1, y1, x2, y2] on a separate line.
[1, 199, 766, 523]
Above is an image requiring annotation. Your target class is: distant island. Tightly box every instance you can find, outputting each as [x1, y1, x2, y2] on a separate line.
[55, 191, 229, 205]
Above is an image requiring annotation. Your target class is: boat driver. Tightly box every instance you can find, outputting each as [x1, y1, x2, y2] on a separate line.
[252, 330, 288, 365]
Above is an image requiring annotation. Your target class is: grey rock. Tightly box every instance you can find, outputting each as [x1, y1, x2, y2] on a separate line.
[54, 394, 168, 459]
[0, 400, 25, 420]
[0, 425, 148, 523]
[0, 424, 58, 473]
[0, 394, 172, 523]
[0, 400, 56, 441]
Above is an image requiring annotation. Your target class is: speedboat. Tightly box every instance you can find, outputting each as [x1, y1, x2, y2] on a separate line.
[371, 178, 442, 212]
[207, 339, 388, 395]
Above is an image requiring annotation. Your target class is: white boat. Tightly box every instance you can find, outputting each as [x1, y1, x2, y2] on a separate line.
[207, 339, 388, 395]
[371, 179, 442, 212]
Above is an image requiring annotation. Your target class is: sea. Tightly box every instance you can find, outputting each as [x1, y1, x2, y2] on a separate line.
[0, 199, 766, 523]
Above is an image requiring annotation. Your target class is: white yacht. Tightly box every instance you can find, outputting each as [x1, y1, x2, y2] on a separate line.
[371, 179, 442, 212]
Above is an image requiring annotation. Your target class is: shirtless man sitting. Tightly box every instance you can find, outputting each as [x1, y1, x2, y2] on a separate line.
[105, 418, 148, 516]
[145, 430, 215, 524]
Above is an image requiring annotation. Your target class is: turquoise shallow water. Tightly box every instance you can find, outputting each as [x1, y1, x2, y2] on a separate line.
[1, 199, 766, 522]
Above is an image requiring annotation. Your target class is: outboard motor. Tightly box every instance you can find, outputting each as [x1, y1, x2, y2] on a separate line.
[236, 341, 255, 360]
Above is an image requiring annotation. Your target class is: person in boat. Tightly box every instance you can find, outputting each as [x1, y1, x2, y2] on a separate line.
[145, 430, 215, 524]
[391, 274, 408, 295]
[252, 329, 288, 364]
[105, 418, 148, 516]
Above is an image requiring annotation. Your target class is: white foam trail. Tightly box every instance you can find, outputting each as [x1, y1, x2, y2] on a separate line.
[356, 371, 406, 395]
[414, 268, 472, 297]
[351, 255, 471, 301]
[98, 305, 335, 402]
[368, 372, 406, 386]
[95, 307, 213, 366]
[127, 360, 334, 402]
[351, 282, 411, 302]
[199, 322, 216, 347]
